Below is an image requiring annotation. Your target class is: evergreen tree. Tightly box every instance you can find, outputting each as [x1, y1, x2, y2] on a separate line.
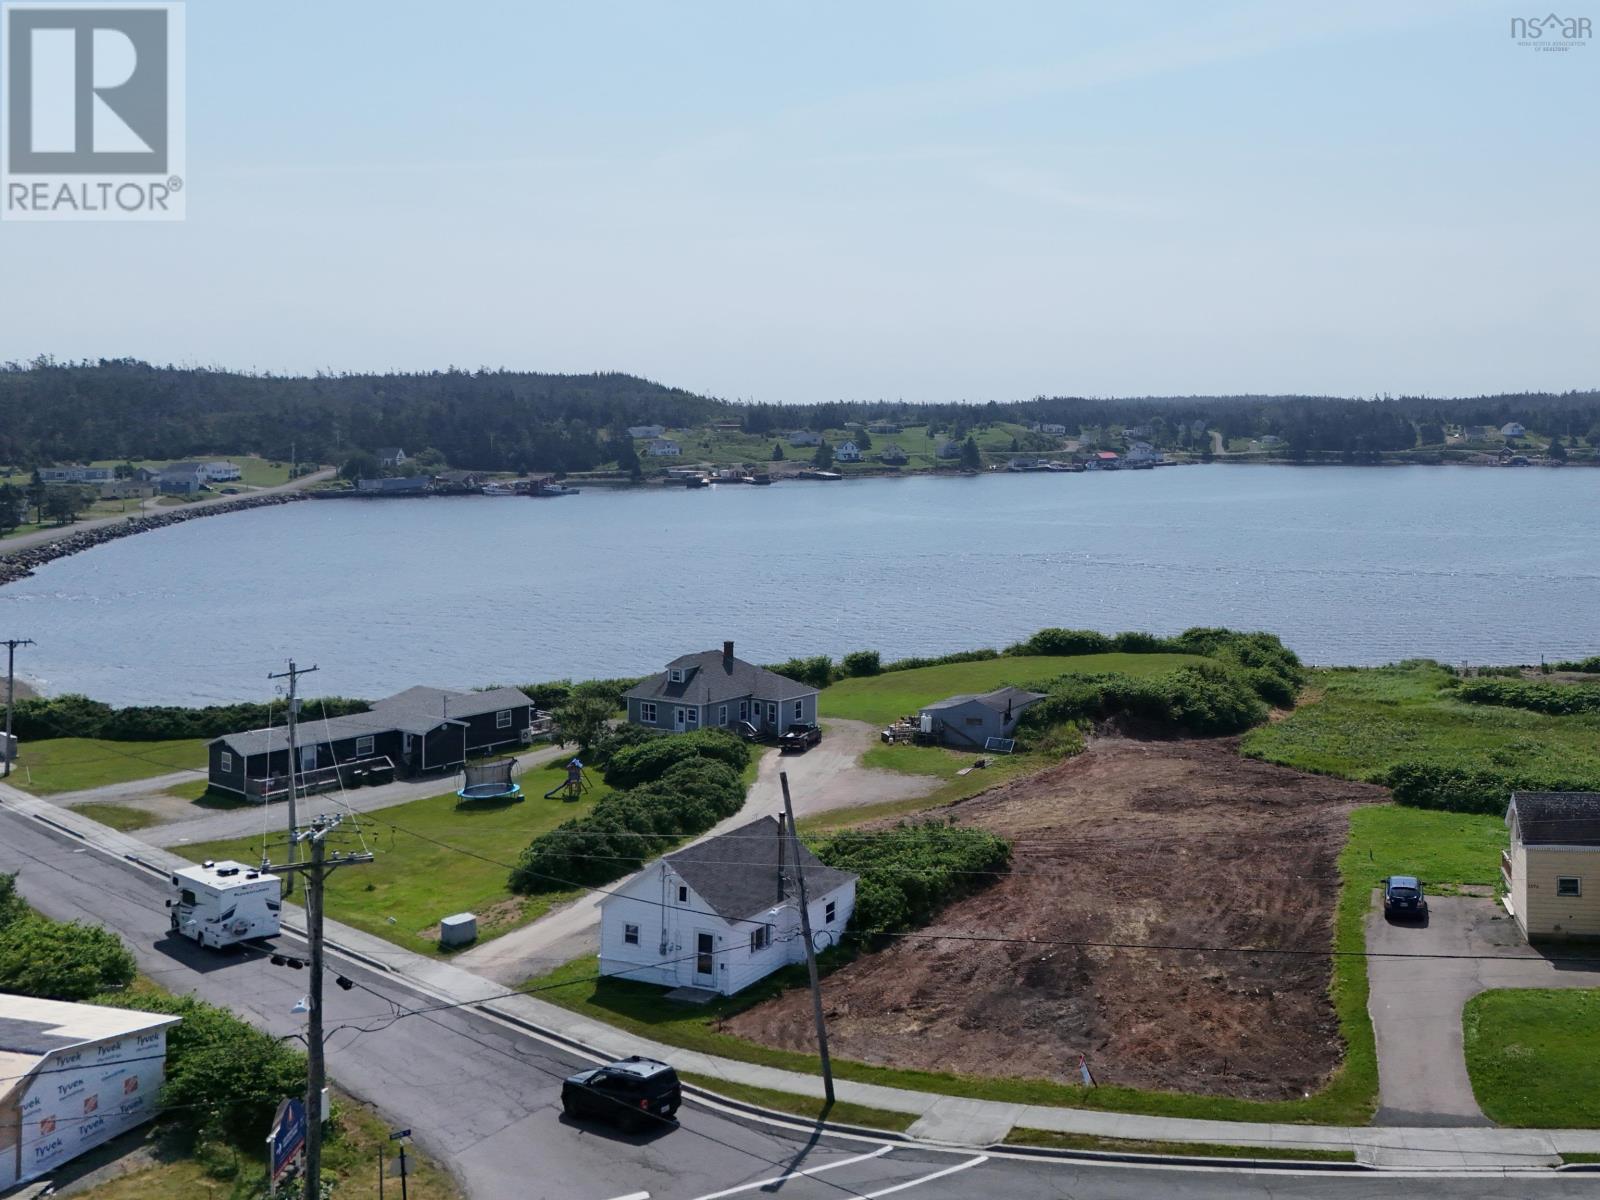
[813, 440, 834, 469]
[771, 442, 784, 462]
[959, 436, 982, 471]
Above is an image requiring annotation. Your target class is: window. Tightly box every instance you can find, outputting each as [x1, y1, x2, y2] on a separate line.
[669, 668, 684, 683]
[793, 700, 803, 720]
[678, 885, 688, 903]
[1558, 877, 1583, 898]
[767, 702, 777, 723]
[719, 705, 728, 726]
[640, 702, 657, 723]
[623, 923, 640, 945]
[750, 924, 771, 953]
[355, 735, 375, 757]
[686, 708, 699, 727]
[496, 709, 513, 729]
[403, 733, 414, 753]
[965, 716, 984, 727]
[220, 750, 233, 773]
[739, 700, 748, 721]
[825, 900, 837, 924]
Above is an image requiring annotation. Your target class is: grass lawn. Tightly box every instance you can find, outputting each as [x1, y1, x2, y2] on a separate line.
[679, 1072, 917, 1132]
[1343, 805, 1507, 895]
[1463, 989, 1600, 1127]
[523, 953, 1377, 1125]
[9, 737, 209, 795]
[179, 761, 610, 953]
[1001, 1128, 1356, 1162]
[819, 653, 1208, 727]
[1242, 663, 1600, 782]
[73, 802, 161, 832]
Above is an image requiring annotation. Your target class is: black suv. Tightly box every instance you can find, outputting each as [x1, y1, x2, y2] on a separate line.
[562, 1057, 681, 1132]
[1381, 875, 1428, 919]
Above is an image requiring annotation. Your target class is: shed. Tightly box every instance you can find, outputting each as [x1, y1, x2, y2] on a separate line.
[1503, 792, 1600, 940]
[918, 686, 1045, 749]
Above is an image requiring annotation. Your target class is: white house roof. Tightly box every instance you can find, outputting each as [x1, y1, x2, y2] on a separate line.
[0, 995, 181, 1083]
[660, 816, 855, 922]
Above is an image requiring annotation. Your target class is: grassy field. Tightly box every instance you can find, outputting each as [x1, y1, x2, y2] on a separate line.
[818, 653, 1208, 727]
[1242, 663, 1600, 782]
[1343, 805, 1507, 894]
[1001, 1128, 1356, 1162]
[73, 802, 161, 831]
[1463, 989, 1600, 1127]
[9, 737, 209, 795]
[180, 761, 609, 953]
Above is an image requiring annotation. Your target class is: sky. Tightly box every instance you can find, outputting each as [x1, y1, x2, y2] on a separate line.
[1, 0, 1596, 403]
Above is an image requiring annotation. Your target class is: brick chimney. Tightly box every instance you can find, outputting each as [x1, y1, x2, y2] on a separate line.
[723, 641, 735, 669]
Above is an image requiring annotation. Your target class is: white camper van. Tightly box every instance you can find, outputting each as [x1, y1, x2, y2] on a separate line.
[168, 860, 282, 948]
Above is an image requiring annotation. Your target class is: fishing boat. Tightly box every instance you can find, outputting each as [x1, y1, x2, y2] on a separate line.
[480, 481, 517, 496]
[536, 481, 580, 496]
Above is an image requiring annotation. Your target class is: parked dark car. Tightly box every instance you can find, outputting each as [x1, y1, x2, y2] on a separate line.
[779, 723, 823, 752]
[561, 1056, 680, 1132]
[1381, 875, 1428, 919]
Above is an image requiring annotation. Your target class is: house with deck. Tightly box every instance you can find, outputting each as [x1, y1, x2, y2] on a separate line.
[376, 447, 408, 468]
[625, 642, 817, 735]
[1502, 792, 1600, 940]
[208, 685, 539, 799]
[598, 816, 856, 996]
[1500, 423, 1526, 438]
[835, 441, 862, 463]
[201, 461, 242, 481]
[918, 686, 1045, 749]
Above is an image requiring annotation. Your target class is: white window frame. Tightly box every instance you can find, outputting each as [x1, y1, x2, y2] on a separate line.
[220, 750, 233, 773]
[739, 700, 749, 721]
[750, 924, 771, 953]
[640, 702, 657, 723]
[686, 707, 699, 727]
[496, 709, 513, 730]
[1557, 876, 1583, 898]
[669, 668, 684, 683]
[355, 735, 375, 757]
[719, 704, 728, 726]
[623, 923, 640, 945]
[403, 732, 414, 753]
[825, 900, 836, 924]
[793, 699, 804, 720]
[767, 702, 777, 723]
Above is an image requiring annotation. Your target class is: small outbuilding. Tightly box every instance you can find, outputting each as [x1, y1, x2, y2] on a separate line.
[918, 686, 1045, 749]
[1503, 791, 1600, 940]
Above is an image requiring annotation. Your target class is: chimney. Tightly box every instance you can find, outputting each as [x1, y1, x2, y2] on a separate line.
[723, 640, 734, 669]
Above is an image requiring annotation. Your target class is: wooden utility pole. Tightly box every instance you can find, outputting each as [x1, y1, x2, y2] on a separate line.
[268, 661, 318, 893]
[779, 771, 834, 1104]
[1, 638, 35, 778]
[264, 813, 372, 1200]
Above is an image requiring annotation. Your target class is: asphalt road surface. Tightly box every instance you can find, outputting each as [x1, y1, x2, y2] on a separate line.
[3, 807, 1597, 1200]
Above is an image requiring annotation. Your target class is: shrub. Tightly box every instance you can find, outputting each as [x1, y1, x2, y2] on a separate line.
[11, 693, 371, 742]
[0, 914, 135, 1000]
[1111, 630, 1169, 653]
[0, 872, 25, 930]
[841, 649, 882, 677]
[1017, 663, 1269, 737]
[765, 654, 836, 690]
[1457, 678, 1600, 717]
[603, 738, 701, 788]
[1385, 761, 1600, 814]
[588, 721, 661, 767]
[879, 648, 999, 673]
[1004, 628, 1112, 656]
[552, 694, 616, 751]
[1551, 656, 1600, 673]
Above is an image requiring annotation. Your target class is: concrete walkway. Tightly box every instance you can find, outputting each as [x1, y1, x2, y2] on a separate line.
[1367, 894, 1600, 1128]
[6, 785, 1600, 1170]
[451, 720, 935, 983]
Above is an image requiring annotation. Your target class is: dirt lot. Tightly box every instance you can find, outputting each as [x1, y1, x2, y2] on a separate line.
[726, 735, 1386, 1099]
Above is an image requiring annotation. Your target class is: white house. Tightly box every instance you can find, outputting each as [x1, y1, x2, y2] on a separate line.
[376, 447, 408, 468]
[1502, 792, 1600, 940]
[201, 460, 241, 481]
[0, 996, 181, 1192]
[1124, 441, 1161, 464]
[38, 466, 114, 484]
[627, 424, 666, 440]
[1028, 422, 1067, 436]
[647, 438, 681, 457]
[1500, 422, 1526, 438]
[835, 441, 862, 463]
[787, 431, 822, 447]
[598, 817, 857, 996]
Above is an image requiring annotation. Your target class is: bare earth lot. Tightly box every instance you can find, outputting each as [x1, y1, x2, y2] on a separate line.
[728, 735, 1385, 1099]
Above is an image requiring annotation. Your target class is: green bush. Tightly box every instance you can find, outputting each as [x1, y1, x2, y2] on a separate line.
[841, 649, 882, 677]
[0, 913, 135, 1000]
[603, 728, 748, 788]
[1551, 656, 1600, 673]
[764, 654, 836, 689]
[12, 693, 371, 742]
[1004, 628, 1113, 656]
[1457, 678, 1600, 717]
[878, 647, 999, 673]
[1017, 663, 1269, 737]
[0, 872, 25, 930]
[1385, 761, 1600, 815]
[1111, 630, 1168, 653]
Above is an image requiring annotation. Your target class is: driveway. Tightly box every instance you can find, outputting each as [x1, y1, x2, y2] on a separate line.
[454, 719, 938, 984]
[1366, 893, 1600, 1126]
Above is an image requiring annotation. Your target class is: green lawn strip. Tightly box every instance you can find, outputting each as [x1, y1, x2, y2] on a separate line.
[72, 802, 161, 832]
[1001, 1127, 1356, 1162]
[525, 954, 1375, 1124]
[819, 653, 1207, 727]
[1344, 805, 1506, 895]
[1242, 664, 1600, 782]
[1463, 989, 1600, 1127]
[10, 737, 209, 794]
[178, 762, 608, 954]
[677, 1072, 917, 1132]
[1563, 1152, 1600, 1164]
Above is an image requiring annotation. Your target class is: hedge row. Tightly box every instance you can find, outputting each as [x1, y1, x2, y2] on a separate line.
[1016, 663, 1272, 738]
[1385, 761, 1600, 815]
[12, 692, 370, 742]
[1456, 678, 1600, 717]
[0, 873, 135, 999]
[602, 728, 750, 789]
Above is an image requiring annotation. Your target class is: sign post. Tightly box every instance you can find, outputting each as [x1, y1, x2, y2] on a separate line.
[268, 1096, 307, 1194]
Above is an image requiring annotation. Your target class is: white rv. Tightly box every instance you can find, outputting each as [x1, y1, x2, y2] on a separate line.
[168, 860, 282, 948]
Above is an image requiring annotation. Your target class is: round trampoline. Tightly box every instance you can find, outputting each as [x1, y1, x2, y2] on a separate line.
[457, 758, 521, 801]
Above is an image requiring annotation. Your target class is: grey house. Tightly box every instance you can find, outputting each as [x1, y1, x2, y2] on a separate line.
[918, 686, 1045, 749]
[625, 642, 817, 735]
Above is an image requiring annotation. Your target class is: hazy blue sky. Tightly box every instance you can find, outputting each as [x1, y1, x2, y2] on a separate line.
[2, 1, 1595, 403]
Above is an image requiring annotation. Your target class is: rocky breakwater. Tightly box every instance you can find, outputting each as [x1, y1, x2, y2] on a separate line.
[0, 491, 309, 586]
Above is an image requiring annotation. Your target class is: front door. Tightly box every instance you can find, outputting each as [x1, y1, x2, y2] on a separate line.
[694, 931, 715, 986]
[674, 707, 688, 732]
[299, 744, 318, 772]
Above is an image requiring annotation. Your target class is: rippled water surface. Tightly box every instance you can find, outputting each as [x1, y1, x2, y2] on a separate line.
[6, 465, 1598, 704]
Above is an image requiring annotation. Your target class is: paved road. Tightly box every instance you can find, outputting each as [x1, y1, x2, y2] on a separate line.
[1367, 894, 1600, 1126]
[6, 808, 1600, 1199]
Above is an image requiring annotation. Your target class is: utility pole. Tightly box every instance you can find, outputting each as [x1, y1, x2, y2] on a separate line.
[779, 771, 834, 1104]
[268, 660, 318, 893]
[1, 638, 35, 779]
[264, 814, 372, 1200]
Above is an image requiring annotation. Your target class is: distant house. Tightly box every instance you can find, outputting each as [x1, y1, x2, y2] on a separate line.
[433, 469, 483, 488]
[835, 441, 862, 463]
[376, 447, 408, 468]
[1006, 457, 1042, 471]
[1257, 434, 1283, 447]
[917, 686, 1045, 749]
[157, 462, 208, 494]
[201, 461, 241, 481]
[647, 438, 682, 457]
[39, 465, 116, 484]
[627, 424, 666, 440]
[866, 421, 901, 434]
[934, 440, 961, 460]
[1125, 441, 1160, 464]
[99, 480, 154, 500]
[1028, 422, 1067, 436]
[356, 476, 429, 494]
[208, 684, 538, 799]
[1122, 424, 1153, 439]
[1502, 792, 1600, 940]
[1500, 422, 1526, 438]
[787, 431, 822, 447]
[625, 641, 817, 736]
[877, 444, 909, 465]
[1460, 425, 1494, 440]
[598, 816, 857, 996]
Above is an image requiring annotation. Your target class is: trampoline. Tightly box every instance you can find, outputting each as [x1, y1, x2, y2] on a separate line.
[457, 758, 522, 801]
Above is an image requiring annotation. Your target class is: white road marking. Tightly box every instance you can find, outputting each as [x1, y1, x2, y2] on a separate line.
[857, 1154, 988, 1198]
[690, 1144, 894, 1199]
[601, 1193, 650, 1200]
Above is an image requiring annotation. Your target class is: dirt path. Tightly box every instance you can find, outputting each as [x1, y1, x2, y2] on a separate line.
[727, 735, 1386, 1100]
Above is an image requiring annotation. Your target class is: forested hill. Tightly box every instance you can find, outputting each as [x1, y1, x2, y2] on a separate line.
[3, 358, 1597, 472]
